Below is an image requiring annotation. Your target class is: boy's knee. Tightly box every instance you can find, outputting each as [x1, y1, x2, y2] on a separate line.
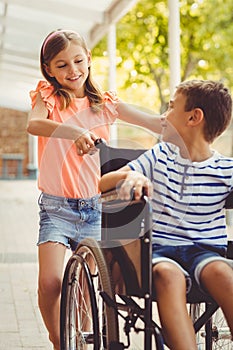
[153, 262, 184, 288]
[201, 260, 232, 281]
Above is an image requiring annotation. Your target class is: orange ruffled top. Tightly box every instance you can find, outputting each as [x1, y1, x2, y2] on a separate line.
[30, 80, 119, 198]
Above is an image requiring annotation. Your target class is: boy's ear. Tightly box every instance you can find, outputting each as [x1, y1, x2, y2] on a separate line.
[188, 108, 204, 126]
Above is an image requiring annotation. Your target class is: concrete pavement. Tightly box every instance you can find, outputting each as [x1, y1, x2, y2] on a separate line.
[0, 180, 163, 350]
[1, 180, 232, 350]
[0, 180, 51, 349]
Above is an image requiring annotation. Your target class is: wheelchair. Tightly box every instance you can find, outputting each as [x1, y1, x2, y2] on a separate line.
[60, 139, 233, 350]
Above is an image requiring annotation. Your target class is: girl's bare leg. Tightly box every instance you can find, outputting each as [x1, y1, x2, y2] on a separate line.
[200, 260, 233, 337]
[38, 242, 67, 350]
[153, 262, 197, 350]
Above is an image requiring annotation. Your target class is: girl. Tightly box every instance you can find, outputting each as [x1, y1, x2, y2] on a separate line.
[27, 29, 161, 350]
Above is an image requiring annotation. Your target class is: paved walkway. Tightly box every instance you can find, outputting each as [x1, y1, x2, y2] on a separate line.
[0, 180, 51, 349]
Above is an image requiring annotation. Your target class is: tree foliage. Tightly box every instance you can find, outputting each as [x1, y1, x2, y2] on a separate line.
[93, 0, 233, 113]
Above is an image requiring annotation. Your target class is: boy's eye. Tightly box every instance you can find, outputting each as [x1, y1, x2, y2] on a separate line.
[57, 64, 66, 68]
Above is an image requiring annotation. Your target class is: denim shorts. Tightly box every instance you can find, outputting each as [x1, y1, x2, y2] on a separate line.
[152, 243, 233, 292]
[38, 192, 101, 251]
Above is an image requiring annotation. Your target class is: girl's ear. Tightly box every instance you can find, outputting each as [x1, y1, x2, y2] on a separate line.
[87, 50, 92, 67]
[188, 108, 204, 126]
[43, 63, 54, 77]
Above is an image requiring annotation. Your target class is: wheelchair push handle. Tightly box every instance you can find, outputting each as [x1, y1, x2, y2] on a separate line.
[94, 138, 107, 147]
[87, 138, 106, 155]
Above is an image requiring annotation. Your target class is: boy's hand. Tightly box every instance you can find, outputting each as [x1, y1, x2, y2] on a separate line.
[118, 171, 152, 200]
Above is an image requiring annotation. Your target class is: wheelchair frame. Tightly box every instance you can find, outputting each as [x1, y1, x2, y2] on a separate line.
[60, 139, 233, 350]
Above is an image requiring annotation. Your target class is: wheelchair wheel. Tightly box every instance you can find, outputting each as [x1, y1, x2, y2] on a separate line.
[60, 238, 119, 349]
[211, 308, 232, 350]
[190, 303, 232, 350]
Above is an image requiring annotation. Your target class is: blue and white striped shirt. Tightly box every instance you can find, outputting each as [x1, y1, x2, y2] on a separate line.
[128, 142, 233, 247]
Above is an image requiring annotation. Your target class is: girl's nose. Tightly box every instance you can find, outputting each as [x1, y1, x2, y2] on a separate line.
[69, 63, 77, 74]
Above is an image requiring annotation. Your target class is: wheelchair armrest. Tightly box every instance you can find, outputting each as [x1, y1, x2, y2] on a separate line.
[225, 190, 233, 209]
[101, 188, 152, 242]
[101, 188, 119, 203]
[101, 186, 147, 204]
[225, 191, 233, 259]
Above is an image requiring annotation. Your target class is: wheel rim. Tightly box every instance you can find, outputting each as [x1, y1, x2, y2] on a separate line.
[61, 238, 119, 350]
[190, 303, 232, 350]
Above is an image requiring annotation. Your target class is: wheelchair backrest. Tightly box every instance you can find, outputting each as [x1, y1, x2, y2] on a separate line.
[225, 190, 233, 209]
[96, 138, 146, 176]
[97, 139, 152, 297]
[96, 139, 148, 240]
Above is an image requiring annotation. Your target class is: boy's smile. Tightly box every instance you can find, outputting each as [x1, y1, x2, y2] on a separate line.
[161, 92, 190, 142]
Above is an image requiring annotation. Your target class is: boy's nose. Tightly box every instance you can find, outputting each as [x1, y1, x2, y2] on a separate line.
[160, 116, 167, 127]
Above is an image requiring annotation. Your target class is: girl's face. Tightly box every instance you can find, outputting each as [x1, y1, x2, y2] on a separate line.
[45, 41, 91, 97]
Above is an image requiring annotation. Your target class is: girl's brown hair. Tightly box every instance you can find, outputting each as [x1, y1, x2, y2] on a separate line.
[40, 30, 103, 111]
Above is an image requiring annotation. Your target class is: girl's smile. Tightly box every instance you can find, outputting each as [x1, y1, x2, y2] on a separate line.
[45, 42, 91, 97]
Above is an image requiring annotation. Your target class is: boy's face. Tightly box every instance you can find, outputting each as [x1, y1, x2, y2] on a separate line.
[161, 91, 191, 143]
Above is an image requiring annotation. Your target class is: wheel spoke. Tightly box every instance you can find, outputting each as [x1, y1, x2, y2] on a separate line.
[190, 303, 232, 350]
[60, 238, 119, 349]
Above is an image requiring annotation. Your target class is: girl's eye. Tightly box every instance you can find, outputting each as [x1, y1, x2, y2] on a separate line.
[56, 59, 83, 68]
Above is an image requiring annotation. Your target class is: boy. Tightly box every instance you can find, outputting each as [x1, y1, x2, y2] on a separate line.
[99, 80, 233, 350]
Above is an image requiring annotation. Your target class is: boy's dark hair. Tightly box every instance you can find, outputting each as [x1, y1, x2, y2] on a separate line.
[176, 80, 232, 142]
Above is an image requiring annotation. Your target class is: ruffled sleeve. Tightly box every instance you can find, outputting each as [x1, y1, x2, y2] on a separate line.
[103, 91, 119, 122]
[30, 80, 56, 114]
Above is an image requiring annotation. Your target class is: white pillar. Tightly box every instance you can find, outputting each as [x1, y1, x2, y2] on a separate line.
[107, 24, 118, 146]
[168, 0, 181, 96]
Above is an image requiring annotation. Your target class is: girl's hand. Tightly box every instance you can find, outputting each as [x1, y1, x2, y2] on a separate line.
[118, 171, 152, 200]
[74, 130, 98, 156]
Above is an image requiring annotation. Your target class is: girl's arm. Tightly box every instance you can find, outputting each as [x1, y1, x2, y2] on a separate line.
[116, 102, 162, 134]
[99, 166, 152, 200]
[27, 93, 97, 155]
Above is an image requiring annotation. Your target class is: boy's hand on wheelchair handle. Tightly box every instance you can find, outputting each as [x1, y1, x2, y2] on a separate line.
[118, 171, 152, 200]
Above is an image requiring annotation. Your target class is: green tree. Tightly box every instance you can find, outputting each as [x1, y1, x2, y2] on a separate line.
[180, 0, 233, 83]
[93, 0, 233, 114]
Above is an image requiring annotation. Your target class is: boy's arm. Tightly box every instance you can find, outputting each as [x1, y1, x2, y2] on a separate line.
[99, 165, 152, 200]
[99, 166, 130, 193]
